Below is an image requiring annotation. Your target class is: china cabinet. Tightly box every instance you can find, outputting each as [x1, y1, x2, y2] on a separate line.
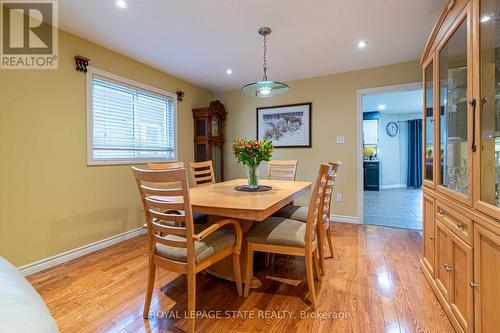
[421, 0, 500, 332]
[192, 100, 227, 182]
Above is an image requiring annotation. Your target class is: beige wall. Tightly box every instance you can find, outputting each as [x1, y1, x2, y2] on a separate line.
[215, 61, 421, 217]
[0, 30, 213, 266]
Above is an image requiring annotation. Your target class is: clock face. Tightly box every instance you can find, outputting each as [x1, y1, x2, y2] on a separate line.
[386, 122, 398, 137]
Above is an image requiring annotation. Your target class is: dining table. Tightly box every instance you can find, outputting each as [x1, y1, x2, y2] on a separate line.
[189, 178, 312, 288]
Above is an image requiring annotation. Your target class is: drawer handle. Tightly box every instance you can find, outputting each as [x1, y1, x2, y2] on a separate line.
[444, 263, 452, 272]
[430, 236, 435, 240]
[438, 208, 445, 217]
[470, 282, 478, 288]
[456, 222, 466, 230]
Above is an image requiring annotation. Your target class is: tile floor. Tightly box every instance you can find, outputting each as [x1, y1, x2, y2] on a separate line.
[363, 187, 422, 230]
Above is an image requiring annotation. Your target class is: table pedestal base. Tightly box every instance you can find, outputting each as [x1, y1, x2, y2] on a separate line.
[205, 218, 262, 289]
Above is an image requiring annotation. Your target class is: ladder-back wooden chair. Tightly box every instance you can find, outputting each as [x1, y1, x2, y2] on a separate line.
[147, 161, 184, 170]
[132, 167, 243, 319]
[147, 161, 208, 225]
[189, 161, 216, 187]
[267, 160, 298, 180]
[265, 159, 299, 265]
[318, 161, 341, 272]
[273, 161, 342, 274]
[243, 163, 332, 309]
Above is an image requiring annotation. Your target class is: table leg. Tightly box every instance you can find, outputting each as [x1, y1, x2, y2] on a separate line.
[205, 219, 262, 289]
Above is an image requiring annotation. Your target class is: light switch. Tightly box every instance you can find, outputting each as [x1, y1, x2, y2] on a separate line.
[336, 194, 343, 202]
[336, 136, 345, 144]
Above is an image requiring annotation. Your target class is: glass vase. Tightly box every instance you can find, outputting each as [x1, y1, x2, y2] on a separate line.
[246, 165, 259, 189]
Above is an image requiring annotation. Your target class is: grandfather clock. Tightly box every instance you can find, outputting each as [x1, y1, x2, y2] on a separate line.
[192, 100, 227, 182]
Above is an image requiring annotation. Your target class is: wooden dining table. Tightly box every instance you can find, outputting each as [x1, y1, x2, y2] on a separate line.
[189, 178, 312, 288]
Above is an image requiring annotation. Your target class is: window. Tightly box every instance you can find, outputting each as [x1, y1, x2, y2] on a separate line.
[86, 67, 177, 165]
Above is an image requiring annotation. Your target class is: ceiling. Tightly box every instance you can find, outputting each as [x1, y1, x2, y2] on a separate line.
[363, 89, 423, 115]
[58, 0, 444, 92]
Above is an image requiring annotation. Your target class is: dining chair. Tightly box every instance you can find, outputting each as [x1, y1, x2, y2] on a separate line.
[243, 163, 332, 309]
[265, 160, 299, 266]
[267, 160, 298, 180]
[146, 161, 208, 225]
[272, 161, 341, 274]
[189, 160, 216, 187]
[147, 161, 184, 170]
[132, 167, 243, 319]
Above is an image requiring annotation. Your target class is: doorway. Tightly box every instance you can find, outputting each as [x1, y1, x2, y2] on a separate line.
[357, 83, 423, 230]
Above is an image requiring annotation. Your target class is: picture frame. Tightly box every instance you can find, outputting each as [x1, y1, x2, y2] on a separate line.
[256, 102, 312, 148]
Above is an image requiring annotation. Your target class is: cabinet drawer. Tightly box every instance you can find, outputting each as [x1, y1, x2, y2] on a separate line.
[436, 201, 472, 246]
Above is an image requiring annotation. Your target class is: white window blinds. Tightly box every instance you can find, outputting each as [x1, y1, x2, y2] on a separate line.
[88, 71, 176, 164]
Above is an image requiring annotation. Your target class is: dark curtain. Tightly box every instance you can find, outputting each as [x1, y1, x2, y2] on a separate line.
[407, 119, 422, 188]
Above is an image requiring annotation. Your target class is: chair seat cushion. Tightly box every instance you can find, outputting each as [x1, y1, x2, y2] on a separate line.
[0, 257, 58, 333]
[273, 205, 308, 222]
[246, 216, 310, 248]
[155, 225, 235, 263]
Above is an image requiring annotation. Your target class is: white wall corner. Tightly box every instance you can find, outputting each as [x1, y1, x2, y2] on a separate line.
[19, 227, 146, 276]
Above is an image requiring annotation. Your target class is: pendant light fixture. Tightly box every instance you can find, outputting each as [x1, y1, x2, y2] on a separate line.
[241, 27, 289, 97]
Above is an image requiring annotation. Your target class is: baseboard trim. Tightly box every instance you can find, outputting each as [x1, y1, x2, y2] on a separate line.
[380, 184, 407, 189]
[19, 227, 146, 276]
[331, 214, 360, 224]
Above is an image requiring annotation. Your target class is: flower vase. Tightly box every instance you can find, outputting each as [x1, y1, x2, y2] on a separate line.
[246, 165, 259, 189]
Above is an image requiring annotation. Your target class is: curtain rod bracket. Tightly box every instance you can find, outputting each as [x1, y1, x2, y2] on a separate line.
[176, 90, 185, 102]
[74, 56, 89, 73]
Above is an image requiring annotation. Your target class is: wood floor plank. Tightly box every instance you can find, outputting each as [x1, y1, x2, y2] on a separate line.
[27, 223, 455, 333]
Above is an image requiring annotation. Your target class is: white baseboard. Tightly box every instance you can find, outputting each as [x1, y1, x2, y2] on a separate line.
[380, 184, 407, 189]
[331, 214, 360, 224]
[19, 227, 146, 276]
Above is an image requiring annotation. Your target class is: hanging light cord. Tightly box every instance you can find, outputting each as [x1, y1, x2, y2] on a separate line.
[262, 34, 268, 81]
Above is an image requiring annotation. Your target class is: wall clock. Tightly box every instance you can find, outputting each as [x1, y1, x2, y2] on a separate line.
[386, 121, 398, 137]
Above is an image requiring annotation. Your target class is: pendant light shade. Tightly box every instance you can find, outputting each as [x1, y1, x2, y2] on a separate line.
[241, 80, 289, 97]
[241, 27, 288, 97]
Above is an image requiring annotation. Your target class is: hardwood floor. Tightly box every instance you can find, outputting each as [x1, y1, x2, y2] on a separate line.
[28, 223, 454, 333]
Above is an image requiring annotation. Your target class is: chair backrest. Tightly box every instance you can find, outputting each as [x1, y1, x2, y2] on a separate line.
[189, 160, 216, 187]
[147, 161, 184, 170]
[267, 160, 298, 181]
[147, 162, 185, 187]
[304, 163, 332, 252]
[132, 167, 196, 264]
[322, 161, 342, 226]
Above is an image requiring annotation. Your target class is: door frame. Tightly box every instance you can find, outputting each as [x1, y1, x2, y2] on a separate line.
[356, 82, 422, 224]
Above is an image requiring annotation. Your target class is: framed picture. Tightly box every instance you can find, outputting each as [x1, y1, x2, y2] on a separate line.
[256, 103, 312, 148]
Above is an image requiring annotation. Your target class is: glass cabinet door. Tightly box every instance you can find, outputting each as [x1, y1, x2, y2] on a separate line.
[479, 0, 500, 209]
[438, 17, 470, 199]
[424, 61, 435, 185]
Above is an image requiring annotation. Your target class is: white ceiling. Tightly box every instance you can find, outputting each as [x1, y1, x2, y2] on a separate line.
[363, 89, 423, 114]
[58, 0, 444, 92]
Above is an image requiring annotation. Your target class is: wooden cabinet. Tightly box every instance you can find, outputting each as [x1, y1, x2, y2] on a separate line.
[448, 229, 474, 333]
[422, 1, 500, 331]
[192, 101, 227, 182]
[430, 212, 474, 333]
[422, 194, 436, 276]
[436, 3, 473, 205]
[423, 59, 436, 188]
[474, 0, 500, 221]
[473, 223, 500, 333]
[435, 220, 452, 299]
[436, 201, 473, 245]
